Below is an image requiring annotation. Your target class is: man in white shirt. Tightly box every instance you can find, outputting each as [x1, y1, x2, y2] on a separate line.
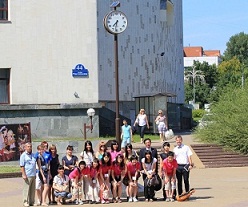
[173, 135, 193, 196]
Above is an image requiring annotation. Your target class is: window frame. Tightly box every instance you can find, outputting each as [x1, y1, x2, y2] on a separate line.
[0, 69, 10, 104]
[0, 0, 8, 21]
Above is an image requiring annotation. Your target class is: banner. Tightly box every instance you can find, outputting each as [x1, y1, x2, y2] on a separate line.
[0, 123, 31, 162]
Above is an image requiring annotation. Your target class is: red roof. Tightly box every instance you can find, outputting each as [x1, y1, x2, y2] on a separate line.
[184, 47, 220, 57]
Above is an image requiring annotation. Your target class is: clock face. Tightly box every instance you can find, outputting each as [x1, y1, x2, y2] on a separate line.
[104, 11, 128, 34]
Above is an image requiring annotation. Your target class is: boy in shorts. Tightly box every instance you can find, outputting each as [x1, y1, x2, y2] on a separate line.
[121, 120, 132, 150]
[162, 151, 178, 202]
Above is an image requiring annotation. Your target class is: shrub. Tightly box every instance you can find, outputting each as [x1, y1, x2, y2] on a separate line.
[194, 85, 248, 154]
[192, 109, 206, 121]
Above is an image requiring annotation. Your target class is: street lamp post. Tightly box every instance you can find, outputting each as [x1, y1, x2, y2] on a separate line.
[83, 108, 95, 140]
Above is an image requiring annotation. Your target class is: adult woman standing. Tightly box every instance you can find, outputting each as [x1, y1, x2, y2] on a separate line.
[36, 144, 51, 206]
[155, 110, 168, 142]
[49, 144, 60, 204]
[62, 146, 78, 177]
[134, 109, 149, 143]
[80, 140, 95, 167]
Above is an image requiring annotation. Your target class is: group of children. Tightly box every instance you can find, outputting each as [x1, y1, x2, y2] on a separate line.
[32, 139, 178, 206]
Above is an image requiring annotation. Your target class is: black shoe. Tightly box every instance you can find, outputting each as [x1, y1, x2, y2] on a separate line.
[152, 197, 157, 201]
[126, 197, 129, 202]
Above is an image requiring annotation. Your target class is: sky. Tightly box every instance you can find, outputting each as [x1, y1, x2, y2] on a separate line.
[183, 0, 248, 55]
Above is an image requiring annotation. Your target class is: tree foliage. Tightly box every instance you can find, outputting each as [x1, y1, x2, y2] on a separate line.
[192, 32, 248, 154]
[223, 32, 248, 63]
[194, 85, 248, 154]
[184, 61, 218, 106]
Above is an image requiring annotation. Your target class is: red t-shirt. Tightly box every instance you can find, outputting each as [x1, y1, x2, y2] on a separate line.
[162, 158, 178, 176]
[89, 167, 98, 179]
[69, 167, 81, 179]
[112, 163, 124, 176]
[100, 164, 112, 175]
[81, 166, 90, 176]
[127, 162, 140, 176]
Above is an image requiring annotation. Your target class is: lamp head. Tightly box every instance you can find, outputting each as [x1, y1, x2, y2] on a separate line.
[87, 108, 95, 117]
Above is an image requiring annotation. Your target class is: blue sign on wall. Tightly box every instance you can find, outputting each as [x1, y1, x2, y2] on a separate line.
[72, 64, 89, 77]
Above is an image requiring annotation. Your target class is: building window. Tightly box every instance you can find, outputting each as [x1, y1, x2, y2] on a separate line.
[160, 0, 167, 10]
[0, 69, 10, 104]
[0, 0, 8, 21]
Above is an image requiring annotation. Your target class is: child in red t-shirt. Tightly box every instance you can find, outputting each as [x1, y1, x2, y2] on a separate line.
[111, 154, 126, 203]
[162, 151, 178, 202]
[126, 155, 140, 202]
[88, 158, 100, 204]
[99, 152, 112, 204]
[69, 160, 89, 205]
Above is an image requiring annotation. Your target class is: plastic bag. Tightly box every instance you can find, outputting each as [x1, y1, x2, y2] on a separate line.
[165, 129, 174, 140]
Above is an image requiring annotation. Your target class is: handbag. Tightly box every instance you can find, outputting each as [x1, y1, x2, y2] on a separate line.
[145, 174, 162, 191]
[58, 184, 70, 193]
[153, 174, 162, 191]
[122, 176, 129, 186]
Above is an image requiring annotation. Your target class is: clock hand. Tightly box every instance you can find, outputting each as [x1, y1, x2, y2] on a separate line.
[113, 20, 119, 27]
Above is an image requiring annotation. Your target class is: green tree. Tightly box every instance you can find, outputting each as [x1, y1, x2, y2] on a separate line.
[184, 61, 218, 107]
[223, 32, 248, 63]
[217, 57, 242, 88]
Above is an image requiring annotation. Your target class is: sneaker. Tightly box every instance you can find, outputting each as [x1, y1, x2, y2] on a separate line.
[79, 200, 84, 205]
[75, 200, 79, 205]
[128, 197, 133, 202]
[170, 198, 175, 202]
[166, 198, 170, 202]
[105, 200, 110, 204]
[132, 197, 138, 202]
[101, 200, 105, 204]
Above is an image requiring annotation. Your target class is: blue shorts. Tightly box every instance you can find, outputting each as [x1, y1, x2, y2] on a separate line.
[54, 191, 72, 199]
[121, 137, 131, 148]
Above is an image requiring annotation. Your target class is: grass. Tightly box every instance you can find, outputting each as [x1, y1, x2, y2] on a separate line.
[0, 166, 20, 174]
[132, 134, 159, 142]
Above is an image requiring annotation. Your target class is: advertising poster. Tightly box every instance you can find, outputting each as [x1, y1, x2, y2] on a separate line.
[0, 123, 31, 162]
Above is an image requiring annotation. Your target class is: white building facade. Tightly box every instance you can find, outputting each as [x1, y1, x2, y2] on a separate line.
[0, 0, 185, 138]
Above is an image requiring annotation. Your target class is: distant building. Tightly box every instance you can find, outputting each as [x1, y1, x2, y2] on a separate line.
[184, 46, 221, 67]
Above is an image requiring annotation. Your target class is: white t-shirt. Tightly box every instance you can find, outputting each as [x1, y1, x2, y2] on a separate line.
[80, 151, 94, 166]
[53, 174, 69, 186]
[141, 157, 157, 173]
[137, 114, 147, 126]
[173, 144, 193, 165]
